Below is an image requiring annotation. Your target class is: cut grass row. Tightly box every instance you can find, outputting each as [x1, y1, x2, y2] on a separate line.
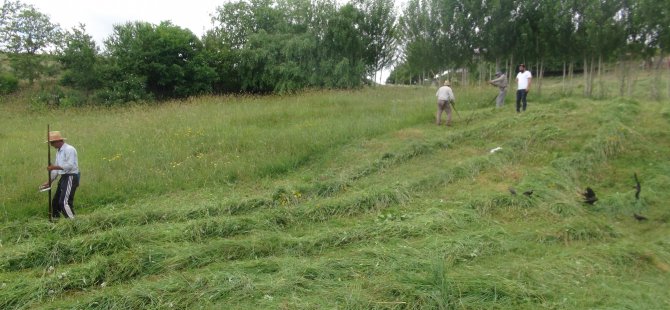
[0, 114, 511, 243]
[2, 104, 592, 271]
[0, 96, 579, 244]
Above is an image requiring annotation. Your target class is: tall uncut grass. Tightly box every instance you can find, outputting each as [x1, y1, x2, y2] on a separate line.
[1, 70, 669, 309]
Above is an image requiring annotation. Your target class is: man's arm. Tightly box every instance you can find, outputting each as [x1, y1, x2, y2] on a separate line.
[489, 75, 501, 85]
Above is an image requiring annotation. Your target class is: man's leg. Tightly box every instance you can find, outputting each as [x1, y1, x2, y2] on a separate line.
[521, 90, 528, 111]
[67, 174, 79, 216]
[57, 175, 76, 219]
[436, 101, 442, 125]
[51, 180, 62, 218]
[437, 100, 447, 125]
[516, 90, 522, 112]
[446, 101, 453, 126]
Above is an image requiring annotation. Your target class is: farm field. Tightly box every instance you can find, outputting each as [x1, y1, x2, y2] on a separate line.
[1, 75, 670, 309]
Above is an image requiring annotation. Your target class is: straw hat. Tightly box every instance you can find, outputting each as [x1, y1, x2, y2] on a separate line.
[443, 80, 451, 86]
[46, 131, 66, 143]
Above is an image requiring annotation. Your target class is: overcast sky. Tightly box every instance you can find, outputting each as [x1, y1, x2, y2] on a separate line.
[21, 0, 405, 83]
[22, 0, 225, 44]
[23, 0, 407, 45]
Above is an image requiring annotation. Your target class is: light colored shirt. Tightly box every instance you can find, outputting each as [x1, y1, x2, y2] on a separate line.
[490, 74, 508, 89]
[436, 86, 455, 101]
[51, 143, 79, 181]
[516, 71, 532, 90]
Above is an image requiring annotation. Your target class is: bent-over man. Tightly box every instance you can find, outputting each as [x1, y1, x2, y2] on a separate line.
[436, 80, 456, 126]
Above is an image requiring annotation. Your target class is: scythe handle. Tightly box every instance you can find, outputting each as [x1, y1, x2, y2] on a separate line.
[47, 124, 53, 222]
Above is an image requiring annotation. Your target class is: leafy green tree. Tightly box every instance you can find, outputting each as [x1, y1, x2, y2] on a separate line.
[207, 0, 383, 92]
[618, 0, 670, 98]
[104, 21, 215, 99]
[398, 0, 445, 84]
[480, 0, 519, 67]
[321, 3, 367, 87]
[58, 24, 102, 96]
[354, 0, 398, 82]
[0, 0, 24, 50]
[0, 0, 61, 84]
[577, 0, 625, 97]
[201, 31, 242, 93]
[629, 0, 670, 62]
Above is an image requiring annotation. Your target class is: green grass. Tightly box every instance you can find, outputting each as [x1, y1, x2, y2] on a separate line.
[1, 70, 669, 309]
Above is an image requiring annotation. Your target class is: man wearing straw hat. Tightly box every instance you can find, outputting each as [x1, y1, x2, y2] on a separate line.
[41, 131, 80, 219]
[435, 80, 456, 126]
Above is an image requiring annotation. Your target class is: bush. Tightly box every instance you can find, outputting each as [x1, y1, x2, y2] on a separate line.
[29, 85, 64, 109]
[94, 75, 153, 105]
[0, 73, 19, 94]
[58, 90, 88, 107]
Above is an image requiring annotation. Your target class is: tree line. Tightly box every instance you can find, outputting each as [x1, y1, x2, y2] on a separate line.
[1, 0, 668, 105]
[0, 0, 397, 105]
[390, 0, 670, 98]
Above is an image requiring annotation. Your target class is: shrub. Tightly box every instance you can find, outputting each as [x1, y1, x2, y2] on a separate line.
[94, 75, 153, 105]
[30, 85, 64, 108]
[0, 73, 19, 94]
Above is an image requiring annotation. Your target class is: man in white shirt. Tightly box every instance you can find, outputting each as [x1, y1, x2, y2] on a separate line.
[435, 80, 456, 126]
[42, 131, 80, 219]
[515, 64, 532, 112]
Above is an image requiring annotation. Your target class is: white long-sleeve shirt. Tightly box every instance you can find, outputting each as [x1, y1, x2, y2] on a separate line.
[436, 86, 455, 101]
[51, 143, 79, 181]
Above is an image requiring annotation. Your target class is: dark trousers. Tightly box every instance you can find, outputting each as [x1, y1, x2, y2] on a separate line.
[516, 89, 528, 112]
[52, 174, 79, 219]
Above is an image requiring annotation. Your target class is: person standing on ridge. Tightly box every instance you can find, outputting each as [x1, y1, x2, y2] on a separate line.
[515, 64, 532, 112]
[41, 131, 80, 219]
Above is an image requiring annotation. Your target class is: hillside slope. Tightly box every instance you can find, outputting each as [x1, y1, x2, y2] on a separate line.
[1, 85, 669, 309]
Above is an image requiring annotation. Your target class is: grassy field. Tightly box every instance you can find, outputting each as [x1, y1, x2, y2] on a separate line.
[1, 72, 669, 309]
